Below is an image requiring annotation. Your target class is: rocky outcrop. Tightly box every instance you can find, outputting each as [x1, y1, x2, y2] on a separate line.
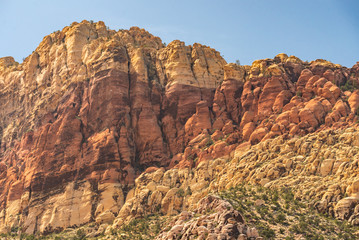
[0, 20, 227, 234]
[109, 127, 359, 236]
[0, 20, 359, 236]
[155, 195, 259, 240]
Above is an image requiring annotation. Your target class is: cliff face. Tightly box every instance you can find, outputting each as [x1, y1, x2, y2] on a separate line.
[0, 20, 227, 233]
[122, 127, 359, 239]
[0, 20, 359, 236]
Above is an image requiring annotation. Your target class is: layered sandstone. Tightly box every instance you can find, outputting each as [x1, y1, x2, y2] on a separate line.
[0, 20, 359, 236]
[0, 20, 229, 234]
[110, 127, 359, 235]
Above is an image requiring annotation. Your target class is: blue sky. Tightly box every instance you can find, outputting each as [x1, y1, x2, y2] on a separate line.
[0, 0, 358, 67]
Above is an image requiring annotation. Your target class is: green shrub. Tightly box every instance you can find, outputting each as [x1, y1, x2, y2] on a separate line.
[177, 188, 185, 197]
[75, 229, 86, 240]
[276, 212, 286, 223]
[206, 137, 214, 147]
[257, 222, 276, 239]
[341, 79, 357, 92]
[185, 186, 192, 196]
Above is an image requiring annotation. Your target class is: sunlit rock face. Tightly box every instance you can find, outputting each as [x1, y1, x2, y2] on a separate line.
[0, 20, 227, 233]
[0, 20, 359, 234]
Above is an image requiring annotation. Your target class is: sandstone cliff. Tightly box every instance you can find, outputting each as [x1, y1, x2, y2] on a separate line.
[1, 20, 359, 238]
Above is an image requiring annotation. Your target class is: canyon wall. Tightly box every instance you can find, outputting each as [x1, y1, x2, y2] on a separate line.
[0, 20, 359, 235]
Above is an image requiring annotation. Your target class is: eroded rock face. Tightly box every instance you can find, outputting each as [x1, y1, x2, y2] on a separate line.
[155, 195, 259, 240]
[112, 127, 359, 235]
[0, 21, 227, 233]
[0, 20, 359, 234]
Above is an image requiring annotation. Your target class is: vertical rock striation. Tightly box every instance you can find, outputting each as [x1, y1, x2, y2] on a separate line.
[0, 20, 358, 234]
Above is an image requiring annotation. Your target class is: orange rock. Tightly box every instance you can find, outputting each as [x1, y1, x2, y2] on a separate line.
[211, 130, 224, 141]
[212, 115, 226, 130]
[169, 154, 184, 168]
[1, 21, 359, 233]
[305, 99, 326, 123]
[289, 124, 300, 135]
[185, 100, 212, 138]
[299, 108, 319, 128]
[242, 122, 256, 141]
[144, 166, 161, 174]
[289, 107, 300, 124]
[271, 123, 280, 132]
[240, 111, 255, 128]
[241, 82, 257, 112]
[272, 90, 292, 113]
[305, 75, 320, 89]
[332, 100, 350, 117]
[348, 90, 359, 114]
[226, 132, 240, 145]
[222, 120, 236, 135]
[258, 76, 286, 119]
[249, 127, 268, 145]
[211, 142, 229, 159]
[323, 69, 335, 83]
[297, 69, 313, 91]
[325, 115, 334, 126]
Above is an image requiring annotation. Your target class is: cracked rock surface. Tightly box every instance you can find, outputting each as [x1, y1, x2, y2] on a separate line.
[1, 20, 359, 236]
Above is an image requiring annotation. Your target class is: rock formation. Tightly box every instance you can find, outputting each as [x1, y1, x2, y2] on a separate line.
[155, 195, 258, 240]
[0, 20, 359, 238]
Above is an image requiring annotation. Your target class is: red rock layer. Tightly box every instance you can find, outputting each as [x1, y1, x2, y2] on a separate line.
[0, 20, 358, 233]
